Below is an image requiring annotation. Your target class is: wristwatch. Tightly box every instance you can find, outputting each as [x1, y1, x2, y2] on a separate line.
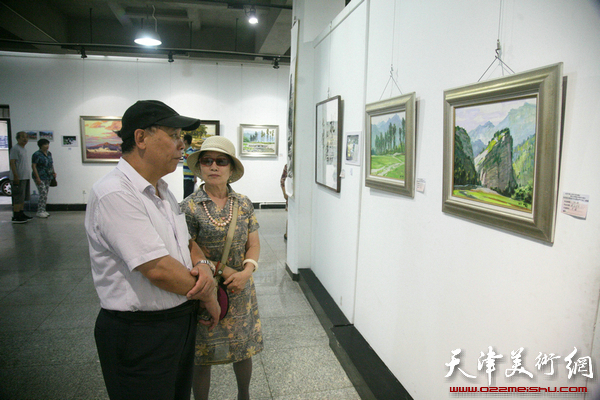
[194, 259, 215, 276]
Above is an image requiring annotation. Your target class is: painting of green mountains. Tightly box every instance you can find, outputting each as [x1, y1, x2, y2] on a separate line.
[370, 111, 406, 181]
[453, 97, 537, 212]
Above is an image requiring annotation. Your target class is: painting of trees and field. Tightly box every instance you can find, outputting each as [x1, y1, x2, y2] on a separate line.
[186, 122, 219, 150]
[370, 111, 406, 181]
[453, 97, 537, 212]
[242, 126, 277, 155]
[83, 119, 122, 161]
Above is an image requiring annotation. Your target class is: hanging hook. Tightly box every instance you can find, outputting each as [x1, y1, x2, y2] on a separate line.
[379, 64, 403, 100]
[478, 38, 515, 82]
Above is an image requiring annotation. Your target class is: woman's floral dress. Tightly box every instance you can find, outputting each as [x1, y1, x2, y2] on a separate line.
[180, 185, 263, 365]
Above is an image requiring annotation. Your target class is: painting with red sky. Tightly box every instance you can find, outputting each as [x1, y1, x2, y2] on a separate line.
[80, 116, 122, 163]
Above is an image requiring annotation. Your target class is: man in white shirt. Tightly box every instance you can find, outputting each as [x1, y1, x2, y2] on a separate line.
[85, 100, 219, 400]
[9, 131, 32, 223]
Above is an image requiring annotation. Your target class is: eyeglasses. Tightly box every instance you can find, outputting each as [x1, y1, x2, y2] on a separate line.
[200, 157, 231, 167]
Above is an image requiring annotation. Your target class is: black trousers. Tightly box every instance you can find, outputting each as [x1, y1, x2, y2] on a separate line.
[94, 302, 198, 400]
[183, 180, 195, 199]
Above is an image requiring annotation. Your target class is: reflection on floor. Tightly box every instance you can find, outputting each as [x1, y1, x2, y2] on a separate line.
[0, 209, 360, 400]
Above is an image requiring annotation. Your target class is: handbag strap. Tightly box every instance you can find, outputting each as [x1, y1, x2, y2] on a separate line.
[220, 197, 239, 266]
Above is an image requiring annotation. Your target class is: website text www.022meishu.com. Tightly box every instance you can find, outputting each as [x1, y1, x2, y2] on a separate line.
[449, 386, 587, 393]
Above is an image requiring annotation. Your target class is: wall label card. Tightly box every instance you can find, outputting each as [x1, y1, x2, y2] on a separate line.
[561, 192, 589, 219]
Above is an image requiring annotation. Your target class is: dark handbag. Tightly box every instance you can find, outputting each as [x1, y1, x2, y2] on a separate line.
[50, 177, 57, 187]
[198, 283, 229, 322]
[198, 198, 239, 322]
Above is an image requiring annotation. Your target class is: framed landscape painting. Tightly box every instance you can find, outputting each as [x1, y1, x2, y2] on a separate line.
[26, 131, 38, 141]
[185, 120, 220, 150]
[80, 116, 122, 163]
[365, 92, 416, 197]
[315, 96, 342, 193]
[39, 131, 54, 141]
[442, 63, 563, 243]
[239, 124, 278, 158]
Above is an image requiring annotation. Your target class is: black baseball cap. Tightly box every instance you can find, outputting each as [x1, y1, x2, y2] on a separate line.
[119, 100, 200, 139]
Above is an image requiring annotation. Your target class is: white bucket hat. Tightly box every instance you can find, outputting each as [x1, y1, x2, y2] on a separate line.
[187, 136, 244, 183]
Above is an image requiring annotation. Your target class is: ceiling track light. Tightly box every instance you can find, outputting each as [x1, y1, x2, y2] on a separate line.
[135, 5, 162, 46]
[80, 46, 87, 59]
[272, 57, 279, 69]
[246, 6, 258, 25]
[168, 51, 174, 63]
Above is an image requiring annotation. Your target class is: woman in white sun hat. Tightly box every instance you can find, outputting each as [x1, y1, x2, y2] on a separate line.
[180, 136, 263, 400]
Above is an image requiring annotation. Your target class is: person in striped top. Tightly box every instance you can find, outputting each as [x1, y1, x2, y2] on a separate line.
[183, 134, 197, 198]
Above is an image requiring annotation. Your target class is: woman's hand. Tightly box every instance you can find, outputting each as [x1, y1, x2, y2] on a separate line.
[223, 269, 252, 294]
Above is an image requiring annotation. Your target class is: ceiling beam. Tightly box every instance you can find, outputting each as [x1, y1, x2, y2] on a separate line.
[0, 1, 59, 53]
[108, 2, 133, 28]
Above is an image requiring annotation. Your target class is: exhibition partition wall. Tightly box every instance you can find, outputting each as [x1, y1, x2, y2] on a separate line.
[291, 0, 600, 398]
[0, 53, 289, 204]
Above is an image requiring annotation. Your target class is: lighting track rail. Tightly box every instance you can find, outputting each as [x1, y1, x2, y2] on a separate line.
[0, 38, 290, 64]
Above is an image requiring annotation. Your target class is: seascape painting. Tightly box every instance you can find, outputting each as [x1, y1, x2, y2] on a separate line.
[453, 97, 537, 212]
[240, 124, 278, 157]
[80, 117, 122, 163]
[369, 111, 406, 181]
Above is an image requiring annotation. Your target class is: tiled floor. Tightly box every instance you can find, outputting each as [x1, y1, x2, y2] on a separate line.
[0, 207, 361, 400]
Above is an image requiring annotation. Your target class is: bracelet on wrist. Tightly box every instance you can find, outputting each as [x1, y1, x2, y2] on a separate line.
[243, 259, 258, 273]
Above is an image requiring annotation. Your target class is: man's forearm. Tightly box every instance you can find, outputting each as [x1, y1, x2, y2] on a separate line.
[137, 255, 210, 297]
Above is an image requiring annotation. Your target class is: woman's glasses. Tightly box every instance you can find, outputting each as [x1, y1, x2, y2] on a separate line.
[200, 157, 231, 167]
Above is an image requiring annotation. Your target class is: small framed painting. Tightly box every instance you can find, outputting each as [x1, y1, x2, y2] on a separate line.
[26, 131, 38, 141]
[80, 116, 122, 163]
[239, 124, 279, 158]
[185, 120, 220, 150]
[442, 63, 563, 243]
[62, 135, 78, 147]
[315, 96, 343, 193]
[365, 92, 416, 197]
[39, 131, 54, 141]
[345, 132, 361, 166]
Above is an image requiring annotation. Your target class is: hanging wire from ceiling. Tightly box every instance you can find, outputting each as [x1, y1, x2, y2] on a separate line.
[379, 0, 403, 100]
[477, 0, 515, 82]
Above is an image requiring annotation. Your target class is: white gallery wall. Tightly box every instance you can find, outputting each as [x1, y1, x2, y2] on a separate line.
[0, 52, 289, 204]
[291, 0, 600, 398]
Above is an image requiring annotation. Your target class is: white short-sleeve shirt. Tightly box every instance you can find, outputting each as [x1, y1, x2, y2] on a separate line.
[85, 158, 193, 311]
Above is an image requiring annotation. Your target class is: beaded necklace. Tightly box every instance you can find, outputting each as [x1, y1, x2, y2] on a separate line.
[202, 196, 234, 227]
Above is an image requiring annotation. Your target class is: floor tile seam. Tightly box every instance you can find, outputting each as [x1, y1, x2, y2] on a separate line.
[21, 274, 90, 287]
[260, 342, 338, 354]
[259, 315, 325, 326]
[257, 349, 276, 399]
[33, 304, 78, 334]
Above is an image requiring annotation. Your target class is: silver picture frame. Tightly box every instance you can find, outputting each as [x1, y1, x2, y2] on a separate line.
[239, 124, 279, 158]
[442, 63, 563, 243]
[365, 92, 416, 197]
[79, 116, 122, 163]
